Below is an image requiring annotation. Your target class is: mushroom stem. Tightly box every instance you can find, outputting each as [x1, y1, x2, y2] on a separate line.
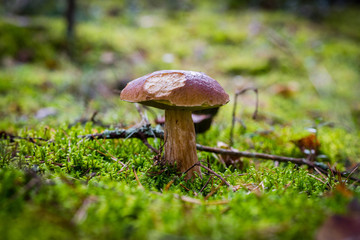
[164, 109, 202, 179]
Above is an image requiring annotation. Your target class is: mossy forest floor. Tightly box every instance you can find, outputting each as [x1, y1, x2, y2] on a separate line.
[1, 3, 360, 240]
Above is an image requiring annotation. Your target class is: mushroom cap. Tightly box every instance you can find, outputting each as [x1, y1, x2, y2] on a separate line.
[120, 70, 229, 111]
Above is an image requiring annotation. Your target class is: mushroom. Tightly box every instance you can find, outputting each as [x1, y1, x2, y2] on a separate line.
[120, 70, 229, 179]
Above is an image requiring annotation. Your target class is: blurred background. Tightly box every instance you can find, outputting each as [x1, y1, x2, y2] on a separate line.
[1, 0, 359, 135]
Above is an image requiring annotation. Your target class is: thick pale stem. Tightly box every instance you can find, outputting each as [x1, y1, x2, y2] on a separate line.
[164, 109, 201, 179]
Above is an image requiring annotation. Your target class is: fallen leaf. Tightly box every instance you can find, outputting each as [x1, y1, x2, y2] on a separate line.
[317, 198, 360, 240]
[293, 133, 320, 157]
[270, 81, 299, 98]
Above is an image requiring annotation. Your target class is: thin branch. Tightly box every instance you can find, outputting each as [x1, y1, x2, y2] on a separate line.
[4, 126, 358, 183]
[87, 146, 125, 166]
[135, 103, 150, 125]
[79, 125, 164, 140]
[205, 181, 223, 200]
[0, 131, 48, 145]
[346, 164, 360, 182]
[93, 137, 126, 166]
[138, 132, 159, 154]
[151, 191, 229, 205]
[68, 111, 111, 128]
[197, 163, 231, 187]
[199, 175, 213, 193]
[229, 87, 259, 147]
[79, 127, 359, 182]
[133, 167, 144, 189]
[184, 162, 231, 188]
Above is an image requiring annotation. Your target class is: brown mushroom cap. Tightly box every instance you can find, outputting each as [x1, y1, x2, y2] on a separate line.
[120, 70, 229, 111]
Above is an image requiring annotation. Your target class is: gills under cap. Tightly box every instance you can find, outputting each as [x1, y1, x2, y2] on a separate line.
[120, 70, 229, 111]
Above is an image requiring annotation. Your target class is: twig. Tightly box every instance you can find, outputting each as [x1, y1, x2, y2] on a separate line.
[118, 163, 129, 174]
[205, 181, 223, 200]
[79, 127, 359, 182]
[133, 167, 144, 189]
[71, 196, 97, 224]
[182, 161, 231, 188]
[308, 173, 327, 185]
[229, 87, 259, 147]
[199, 175, 213, 193]
[138, 132, 159, 154]
[5, 126, 358, 183]
[151, 191, 229, 205]
[93, 137, 126, 166]
[0, 131, 47, 145]
[87, 146, 125, 167]
[164, 179, 174, 192]
[346, 164, 360, 182]
[182, 162, 232, 188]
[179, 183, 190, 191]
[197, 163, 231, 187]
[80, 125, 164, 140]
[68, 111, 110, 128]
[196, 144, 307, 164]
[135, 103, 150, 125]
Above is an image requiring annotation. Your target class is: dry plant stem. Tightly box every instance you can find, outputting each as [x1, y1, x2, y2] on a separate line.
[164, 109, 201, 179]
[199, 175, 213, 193]
[139, 133, 159, 154]
[133, 167, 144, 189]
[196, 144, 306, 163]
[184, 162, 231, 188]
[195, 144, 359, 182]
[62, 127, 356, 183]
[197, 163, 231, 187]
[79, 128, 359, 182]
[229, 87, 258, 147]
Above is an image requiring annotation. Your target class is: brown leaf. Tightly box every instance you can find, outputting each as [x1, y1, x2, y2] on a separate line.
[317, 215, 360, 240]
[270, 82, 299, 98]
[317, 198, 360, 240]
[293, 133, 320, 156]
[334, 184, 354, 199]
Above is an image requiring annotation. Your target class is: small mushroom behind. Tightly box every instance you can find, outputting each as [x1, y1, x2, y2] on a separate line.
[120, 70, 229, 179]
[155, 107, 220, 134]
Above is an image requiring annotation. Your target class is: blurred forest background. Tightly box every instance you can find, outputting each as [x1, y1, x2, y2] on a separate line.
[1, 0, 360, 239]
[1, 0, 360, 129]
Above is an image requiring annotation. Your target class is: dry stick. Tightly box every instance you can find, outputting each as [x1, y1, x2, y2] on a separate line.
[199, 175, 213, 193]
[229, 87, 259, 147]
[205, 182, 224, 200]
[87, 146, 126, 167]
[93, 137, 126, 166]
[198, 163, 231, 187]
[308, 173, 328, 185]
[196, 144, 360, 182]
[118, 163, 129, 174]
[179, 183, 191, 191]
[196, 144, 306, 164]
[184, 162, 231, 188]
[0, 131, 48, 145]
[133, 167, 144, 189]
[138, 132, 159, 154]
[151, 191, 229, 205]
[71, 196, 97, 224]
[79, 127, 359, 183]
[346, 164, 360, 182]
[135, 103, 150, 125]
[314, 167, 332, 189]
